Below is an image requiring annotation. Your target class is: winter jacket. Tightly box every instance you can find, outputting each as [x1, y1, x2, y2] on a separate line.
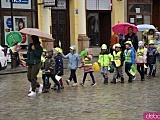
[124, 33, 138, 51]
[79, 48, 93, 73]
[136, 48, 147, 64]
[147, 47, 158, 64]
[26, 43, 43, 65]
[45, 57, 55, 74]
[62, 45, 80, 70]
[55, 53, 64, 76]
[98, 50, 113, 67]
[124, 48, 135, 65]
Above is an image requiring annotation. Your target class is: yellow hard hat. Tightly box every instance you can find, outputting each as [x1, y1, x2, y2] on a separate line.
[115, 43, 121, 48]
[149, 40, 154, 45]
[54, 47, 63, 53]
[101, 44, 107, 49]
[125, 41, 132, 45]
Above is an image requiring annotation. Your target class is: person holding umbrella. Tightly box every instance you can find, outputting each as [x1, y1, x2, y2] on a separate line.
[27, 35, 43, 97]
[124, 26, 138, 51]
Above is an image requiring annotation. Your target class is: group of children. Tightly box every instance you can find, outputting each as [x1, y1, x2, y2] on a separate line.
[39, 39, 159, 94]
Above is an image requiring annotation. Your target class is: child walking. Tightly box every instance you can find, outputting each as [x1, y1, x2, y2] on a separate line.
[136, 41, 147, 81]
[79, 48, 96, 87]
[53, 47, 64, 89]
[111, 43, 124, 83]
[124, 41, 135, 83]
[42, 50, 61, 93]
[147, 40, 159, 78]
[98, 44, 113, 84]
[62, 45, 80, 87]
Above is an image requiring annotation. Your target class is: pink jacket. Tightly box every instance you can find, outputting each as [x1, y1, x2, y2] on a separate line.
[79, 48, 93, 73]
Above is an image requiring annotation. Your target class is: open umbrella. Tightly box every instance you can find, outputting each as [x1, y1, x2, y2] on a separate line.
[137, 24, 156, 31]
[6, 31, 23, 47]
[19, 28, 54, 40]
[112, 22, 138, 34]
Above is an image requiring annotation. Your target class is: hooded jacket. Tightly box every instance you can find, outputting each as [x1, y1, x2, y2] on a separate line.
[62, 45, 80, 70]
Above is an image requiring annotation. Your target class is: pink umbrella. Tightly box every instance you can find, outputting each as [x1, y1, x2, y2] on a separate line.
[19, 28, 54, 41]
[112, 22, 138, 34]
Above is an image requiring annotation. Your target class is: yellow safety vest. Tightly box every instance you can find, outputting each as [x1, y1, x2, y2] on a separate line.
[124, 49, 132, 63]
[113, 51, 122, 60]
[137, 48, 144, 58]
[83, 57, 92, 66]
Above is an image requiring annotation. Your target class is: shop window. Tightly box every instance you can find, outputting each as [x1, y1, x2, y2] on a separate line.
[136, 15, 143, 25]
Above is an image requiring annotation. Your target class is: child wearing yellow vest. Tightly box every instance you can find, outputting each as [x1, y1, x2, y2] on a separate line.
[98, 44, 113, 84]
[111, 43, 125, 83]
[136, 41, 147, 81]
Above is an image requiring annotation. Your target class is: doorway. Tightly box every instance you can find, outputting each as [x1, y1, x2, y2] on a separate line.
[87, 11, 111, 48]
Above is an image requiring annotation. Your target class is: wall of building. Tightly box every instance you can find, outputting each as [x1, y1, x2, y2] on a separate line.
[111, 0, 125, 29]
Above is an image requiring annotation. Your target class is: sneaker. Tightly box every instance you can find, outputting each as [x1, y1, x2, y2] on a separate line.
[141, 79, 145, 81]
[72, 83, 78, 87]
[28, 91, 36, 97]
[42, 89, 49, 93]
[66, 80, 70, 85]
[80, 83, 85, 87]
[91, 83, 96, 86]
[132, 76, 136, 81]
[111, 79, 116, 84]
[38, 84, 43, 93]
[28, 84, 32, 93]
[51, 85, 57, 90]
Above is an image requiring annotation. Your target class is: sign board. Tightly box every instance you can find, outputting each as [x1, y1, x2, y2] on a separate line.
[1, 0, 31, 9]
[44, 0, 57, 7]
[4, 16, 28, 46]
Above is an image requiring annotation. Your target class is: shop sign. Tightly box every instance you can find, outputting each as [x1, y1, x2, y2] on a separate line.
[1, 0, 31, 9]
[4, 16, 28, 46]
[44, 0, 57, 7]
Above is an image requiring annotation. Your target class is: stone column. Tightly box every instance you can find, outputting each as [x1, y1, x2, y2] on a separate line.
[78, 0, 90, 53]
[42, 8, 54, 50]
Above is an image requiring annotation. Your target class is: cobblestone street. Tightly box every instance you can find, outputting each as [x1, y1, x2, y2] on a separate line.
[0, 62, 160, 120]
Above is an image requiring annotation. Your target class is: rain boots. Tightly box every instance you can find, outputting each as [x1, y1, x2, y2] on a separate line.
[104, 78, 108, 84]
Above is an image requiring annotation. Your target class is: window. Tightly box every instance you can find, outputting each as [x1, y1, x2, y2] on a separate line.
[86, 0, 111, 10]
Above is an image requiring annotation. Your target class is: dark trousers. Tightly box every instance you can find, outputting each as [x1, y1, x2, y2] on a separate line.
[148, 64, 155, 76]
[69, 69, 77, 83]
[137, 65, 144, 79]
[27, 63, 41, 91]
[125, 64, 132, 82]
[82, 71, 95, 84]
[45, 74, 60, 89]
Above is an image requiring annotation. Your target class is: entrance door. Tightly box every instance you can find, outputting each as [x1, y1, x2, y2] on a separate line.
[51, 10, 70, 54]
[152, 0, 160, 30]
[87, 11, 111, 48]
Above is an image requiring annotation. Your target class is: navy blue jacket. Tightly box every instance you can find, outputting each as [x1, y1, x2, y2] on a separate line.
[55, 53, 64, 76]
[147, 47, 158, 64]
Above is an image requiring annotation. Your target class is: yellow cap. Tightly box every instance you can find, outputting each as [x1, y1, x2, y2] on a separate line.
[149, 40, 154, 45]
[115, 43, 121, 48]
[101, 44, 107, 49]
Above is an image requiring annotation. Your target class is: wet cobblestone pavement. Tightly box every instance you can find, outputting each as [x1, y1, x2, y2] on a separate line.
[0, 64, 160, 120]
